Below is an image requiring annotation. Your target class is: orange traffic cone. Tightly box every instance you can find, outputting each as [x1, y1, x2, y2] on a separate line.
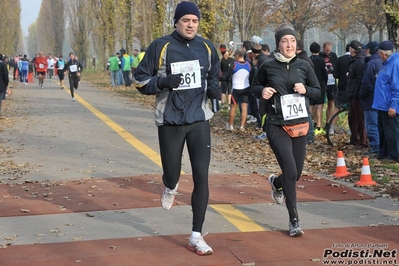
[355, 158, 377, 186]
[333, 150, 350, 178]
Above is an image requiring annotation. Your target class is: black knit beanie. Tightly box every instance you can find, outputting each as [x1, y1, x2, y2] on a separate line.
[275, 28, 297, 48]
[173, 1, 200, 25]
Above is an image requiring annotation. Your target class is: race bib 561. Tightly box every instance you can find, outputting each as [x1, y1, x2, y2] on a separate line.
[170, 60, 201, 90]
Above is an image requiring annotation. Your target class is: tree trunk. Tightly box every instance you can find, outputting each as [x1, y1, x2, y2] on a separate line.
[385, 0, 399, 49]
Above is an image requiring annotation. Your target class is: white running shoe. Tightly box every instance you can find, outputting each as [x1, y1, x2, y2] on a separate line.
[226, 123, 233, 130]
[188, 233, 213, 255]
[329, 125, 335, 136]
[246, 116, 257, 124]
[268, 174, 285, 204]
[72, 97, 76, 102]
[161, 183, 178, 210]
[289, 219, 304, 237]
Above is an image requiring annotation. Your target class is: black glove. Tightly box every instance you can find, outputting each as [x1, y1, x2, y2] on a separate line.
[207, 84, 221, 99]
[157, 74, 182, 90]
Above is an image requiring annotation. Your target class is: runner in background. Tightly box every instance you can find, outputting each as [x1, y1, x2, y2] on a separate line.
[35, 52, 48, 88]
[56, 55, 66, 88]
[63, 52, 83, 102]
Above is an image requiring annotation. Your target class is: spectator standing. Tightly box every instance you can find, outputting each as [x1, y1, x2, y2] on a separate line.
[108, 53, 121, 87]
[130, 49, 140, 76]
[225, 48, 251, 131]
[13, 55, 20, 81]
[0, 54, 9, 118]
[296, 40, 314, 68]
[219, 44, 234, 109]
[31, 54, 38, 77]
[121, 49, 132, 86]
[309, 42, 328, 136]
[18, 55, 23, 83]
[296, 40, 316, 144]
[115, 52, 123, 86]
[359, 41, 382, 155]
[347, 40, 368, 148]
[319, 41, 338, 130]
[372, 41, 399, 162]
[137, 48, 146, 64]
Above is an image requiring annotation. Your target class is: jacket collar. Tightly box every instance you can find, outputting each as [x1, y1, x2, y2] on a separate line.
[384, 52, 399, 65]
[172, 30, 197, 44]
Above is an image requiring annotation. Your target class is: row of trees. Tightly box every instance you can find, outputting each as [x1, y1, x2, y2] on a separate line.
[1, 0, 399, 69]
[0, 1, 23, 56]
[27, 0, 64, 59]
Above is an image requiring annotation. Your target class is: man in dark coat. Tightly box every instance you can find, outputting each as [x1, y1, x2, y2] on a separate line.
[0, 54, 10, 117]
[347, 40, 368, 148]
[309, 42, 328, 135]
[359, 41, 383, 154]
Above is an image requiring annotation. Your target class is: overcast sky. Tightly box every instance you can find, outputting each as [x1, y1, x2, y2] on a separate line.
[20, 0, 42, 36]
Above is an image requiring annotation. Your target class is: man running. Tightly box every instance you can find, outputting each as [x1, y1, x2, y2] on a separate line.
[35, 52, 48, 88]
[133, 1, 220, 255]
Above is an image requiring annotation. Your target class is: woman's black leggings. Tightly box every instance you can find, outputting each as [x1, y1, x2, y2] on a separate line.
[158, 120, 211, 233]
[266, 123, 307, 222]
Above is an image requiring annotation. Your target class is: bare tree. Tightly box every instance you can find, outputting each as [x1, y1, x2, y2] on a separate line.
[264, 0, 327, 41]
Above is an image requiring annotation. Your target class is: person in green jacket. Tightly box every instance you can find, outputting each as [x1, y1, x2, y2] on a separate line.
[130, 49, 140, 77]
[137, 48, 146, 64]
[121, 49, 132, 86]
[108, 53, 121, 87]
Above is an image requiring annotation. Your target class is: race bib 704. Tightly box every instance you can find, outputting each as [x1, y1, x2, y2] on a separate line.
[281, 94, 308, 120]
